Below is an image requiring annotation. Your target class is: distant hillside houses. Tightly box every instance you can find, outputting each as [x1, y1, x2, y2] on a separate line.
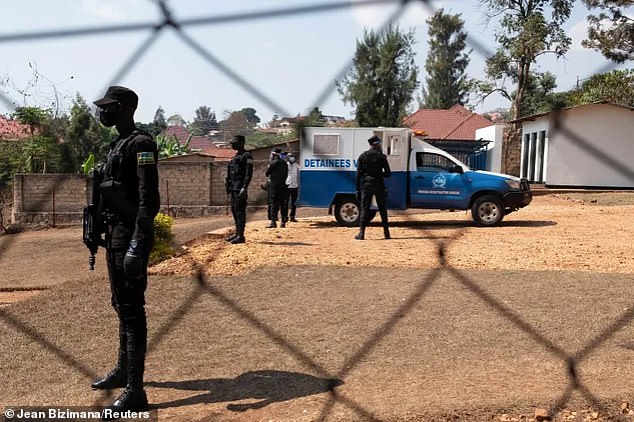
[269, 114, 349, 135]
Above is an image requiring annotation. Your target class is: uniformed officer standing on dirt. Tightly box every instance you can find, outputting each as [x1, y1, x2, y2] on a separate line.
[91, 86, 159, 415]
[265, 148, 288, 228]
[225, 135, 253, 244]
[355, 135, 391, 240]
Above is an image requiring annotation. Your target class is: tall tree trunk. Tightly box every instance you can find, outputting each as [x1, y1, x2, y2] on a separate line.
[502, 59, 530, 176]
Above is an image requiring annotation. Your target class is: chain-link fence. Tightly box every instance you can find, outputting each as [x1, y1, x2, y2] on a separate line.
[1, 1, 632, 420]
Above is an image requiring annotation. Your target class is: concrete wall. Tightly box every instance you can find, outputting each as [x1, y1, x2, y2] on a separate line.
[475, 124, 503, 173]
[11, 160, 273, 224]
[546, 104, 634, 187]
[12, 174, 88, 224]
[519, 103, 634, 187]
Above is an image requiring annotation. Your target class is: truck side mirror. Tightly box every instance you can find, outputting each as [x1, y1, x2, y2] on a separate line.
[451, 165, 464, 174]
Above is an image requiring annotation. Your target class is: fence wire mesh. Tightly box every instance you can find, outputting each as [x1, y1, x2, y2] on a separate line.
[0, 0, 632, 421]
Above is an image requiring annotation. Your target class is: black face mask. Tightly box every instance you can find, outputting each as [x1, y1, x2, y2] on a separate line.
[98, 103, 121, 127]
[99, 110, 117, 127]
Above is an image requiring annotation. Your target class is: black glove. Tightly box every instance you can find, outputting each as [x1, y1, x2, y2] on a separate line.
[238, 188, 247, 199]
[123, 240, 145, 279]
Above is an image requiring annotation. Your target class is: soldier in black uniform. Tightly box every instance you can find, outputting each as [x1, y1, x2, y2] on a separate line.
[225, 135, 253, 244]
[265, 148, 288, 228]
[355, 135, 391, 240]
[90, 86, 160, 415]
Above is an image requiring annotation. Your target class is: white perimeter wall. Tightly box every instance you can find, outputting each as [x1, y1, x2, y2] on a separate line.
[476, 124, 503, 173]
[546, 104, 634, 187]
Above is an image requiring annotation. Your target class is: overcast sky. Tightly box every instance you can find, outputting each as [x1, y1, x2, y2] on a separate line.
[0, 0, 627, 125]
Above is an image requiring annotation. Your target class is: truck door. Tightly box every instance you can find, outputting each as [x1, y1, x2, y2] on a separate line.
[409, 152, 468, 208]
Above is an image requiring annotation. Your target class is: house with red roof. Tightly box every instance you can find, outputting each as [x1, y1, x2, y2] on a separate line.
[403, 104, 493, 140]
[162, 125, 217, 151]
[404, 105, 496, 170]
[0, 115, 33, 141]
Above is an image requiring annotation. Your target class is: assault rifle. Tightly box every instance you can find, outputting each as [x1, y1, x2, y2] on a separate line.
[83, 166, 104, 270]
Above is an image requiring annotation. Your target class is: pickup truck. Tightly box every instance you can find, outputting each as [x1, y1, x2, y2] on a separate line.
[297, 127, 532, 226]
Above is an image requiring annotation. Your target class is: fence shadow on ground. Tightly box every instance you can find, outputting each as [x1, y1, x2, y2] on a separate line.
[0, 1, 631, 421]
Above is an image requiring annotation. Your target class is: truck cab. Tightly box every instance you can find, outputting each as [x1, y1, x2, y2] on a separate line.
[297, 127, 532, 226]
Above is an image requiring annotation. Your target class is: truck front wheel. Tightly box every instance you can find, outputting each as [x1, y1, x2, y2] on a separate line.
[471, 195, 504, 226]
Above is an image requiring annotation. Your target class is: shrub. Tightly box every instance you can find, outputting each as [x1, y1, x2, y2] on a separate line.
[150, 212, 175, 265]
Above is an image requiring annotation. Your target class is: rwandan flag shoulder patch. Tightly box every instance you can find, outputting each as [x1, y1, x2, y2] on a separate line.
[137, 151, 155, 166]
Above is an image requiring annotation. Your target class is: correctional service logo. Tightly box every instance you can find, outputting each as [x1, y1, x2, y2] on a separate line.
[432, 174, 446, 188]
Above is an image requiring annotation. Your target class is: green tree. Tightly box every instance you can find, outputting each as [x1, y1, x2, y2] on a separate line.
[245, 131, 295, 149]
[44, 114, 72, 172]
[136, 106, 168, 136]
[582, 0, 634, 63]
[267, 113, 280, 128]
[477, 0, 573, 175]
[305, 106, 326, 127]
[0, 141, 24, 186]
[337, 24, 419, 127]
[189, 106, 218, 135]
[240, 107, 261, 128]
[155, 133, 191, 158]
[516, 71, 572, 116]
[13, 107, 47, 136]
[166, 114, 187, 127]
[13, 106, 63, 173]
[422, 9, 471, 109]
[67, 94, 110, 172]
[568, 68, 634, 107]
[153, 106, 167, 127]
[220, 111, 250, 140]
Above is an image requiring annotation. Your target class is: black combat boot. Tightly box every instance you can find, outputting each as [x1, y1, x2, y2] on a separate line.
[355, 226, 365, 240]
[231, 225, 245, 244]
[383, 225, 391, 240]
[91, 366, 127, 390]
[102, 387, 148, 420]
[103, 314, 148, 416]
[231, 235, 245, 244]
[225, 233, 238, 242]
[92, 327, 127, 390]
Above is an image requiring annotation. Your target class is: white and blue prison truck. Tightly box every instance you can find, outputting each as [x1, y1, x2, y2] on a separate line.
[297, 127, 532, 227]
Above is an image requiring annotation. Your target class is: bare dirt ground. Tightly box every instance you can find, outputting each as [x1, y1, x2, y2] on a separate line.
[151, 193, 634, 277]
[1, 192, 634, 421]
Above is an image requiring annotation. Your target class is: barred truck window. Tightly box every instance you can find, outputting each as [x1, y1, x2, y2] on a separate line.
[389, 136, 400, 156]
[417, 153, 455, 172]
[313, 134, 340, 156]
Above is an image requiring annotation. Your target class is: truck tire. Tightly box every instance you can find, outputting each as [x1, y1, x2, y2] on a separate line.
[471, 195, 504, 226]
[334, 198, 361, 227]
